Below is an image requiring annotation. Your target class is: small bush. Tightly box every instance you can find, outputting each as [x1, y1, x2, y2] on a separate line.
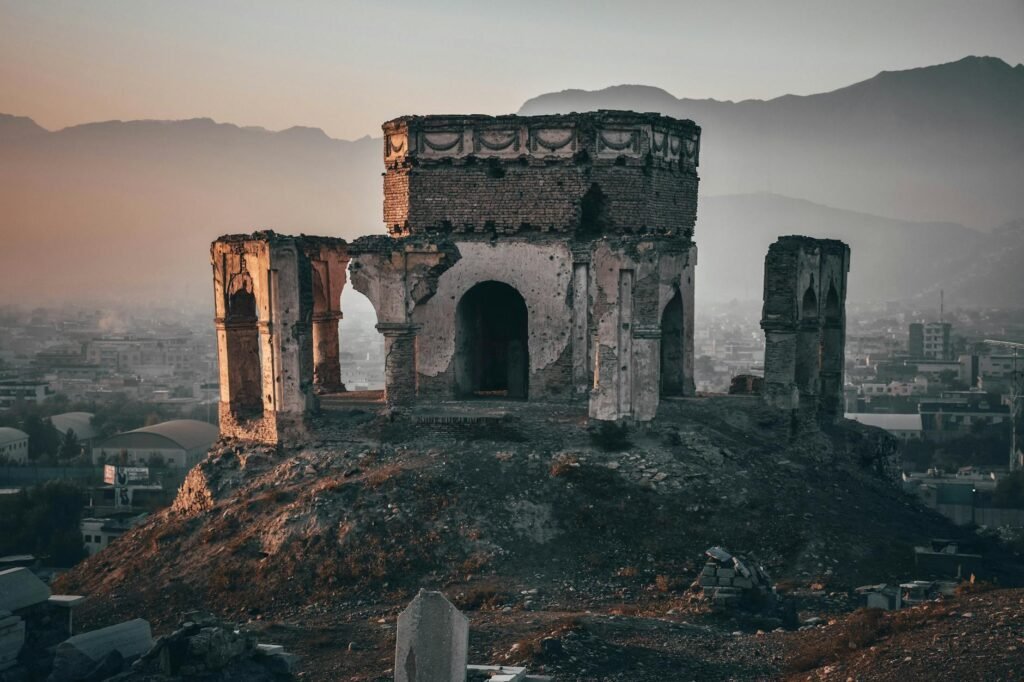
[589, 421, 631, 452]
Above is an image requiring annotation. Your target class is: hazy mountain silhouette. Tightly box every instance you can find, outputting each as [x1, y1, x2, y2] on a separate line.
[1, 56, 1021, 308]
[521, 56, 1024, 231]
[697, 194, 1023, 307]
[0, 117, 381, 305]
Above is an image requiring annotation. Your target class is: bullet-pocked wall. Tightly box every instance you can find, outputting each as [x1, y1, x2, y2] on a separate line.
[350, 111, 703, 420]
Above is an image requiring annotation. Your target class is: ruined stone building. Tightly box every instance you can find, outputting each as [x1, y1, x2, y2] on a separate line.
[760, 236, 850, 418]
[212, 111, 702, 441]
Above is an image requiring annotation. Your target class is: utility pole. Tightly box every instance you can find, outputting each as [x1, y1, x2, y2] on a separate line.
[984, 339, 1024, 471]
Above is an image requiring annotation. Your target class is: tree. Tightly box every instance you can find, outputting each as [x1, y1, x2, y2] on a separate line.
[0, 481, 86, 567]
[993, 470, 1024, 509]
[58, 428, 80, 460]
[22, 414, 61, 460]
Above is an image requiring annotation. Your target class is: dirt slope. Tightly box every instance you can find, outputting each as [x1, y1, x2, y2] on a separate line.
[55, 397, 1002, 680]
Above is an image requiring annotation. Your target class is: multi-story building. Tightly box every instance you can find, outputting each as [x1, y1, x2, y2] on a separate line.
[909, 322, 952, 360]
[0, 380, 51, 409]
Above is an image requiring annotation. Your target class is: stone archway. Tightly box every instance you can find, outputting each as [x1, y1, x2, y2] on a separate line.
[454, 281, 529, 399]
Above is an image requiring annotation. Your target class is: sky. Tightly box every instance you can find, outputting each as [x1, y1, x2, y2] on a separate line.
[1, 0, 1022, 140]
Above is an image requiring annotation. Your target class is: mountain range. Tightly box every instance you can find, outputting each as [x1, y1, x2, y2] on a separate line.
[0, 56, 1021, 308]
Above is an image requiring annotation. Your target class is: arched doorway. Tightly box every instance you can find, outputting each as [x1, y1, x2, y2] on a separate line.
[455, 281, 529, 399]
[795, 283, 821, 395]
[660, 289, 685, 396]
[224, 273, 263, 414]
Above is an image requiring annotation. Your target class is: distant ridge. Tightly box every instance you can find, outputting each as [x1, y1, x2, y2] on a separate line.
[520, 56, 1024, 231]
[1, 56, 1022, 308]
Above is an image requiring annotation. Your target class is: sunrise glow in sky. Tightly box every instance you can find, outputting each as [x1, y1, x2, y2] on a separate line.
[2, 0, 1022, 139]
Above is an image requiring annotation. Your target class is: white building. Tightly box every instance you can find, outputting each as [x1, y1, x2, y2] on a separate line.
[846, 413, 923, 441]
[0, 427, 29, 463]
[93, 419, 218, 468]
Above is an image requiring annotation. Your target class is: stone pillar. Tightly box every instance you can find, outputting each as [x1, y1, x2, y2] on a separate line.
[819, 323, 845, 418]
[616, 269, 634, 417]
[762, 330, 799, 410]
[571, 252, 591, 398]
[378, 322, 419, 407]
[632, 326, 661, 421]
[394, 590, 468, 682]
[312, 312, 345, 392]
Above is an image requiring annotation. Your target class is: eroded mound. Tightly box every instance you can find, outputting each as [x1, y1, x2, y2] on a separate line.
[56, 397, 980, 680]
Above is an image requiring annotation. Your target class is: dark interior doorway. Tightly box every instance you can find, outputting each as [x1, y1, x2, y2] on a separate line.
[660, 289, 686, 396]
[455, 281, 529, 399]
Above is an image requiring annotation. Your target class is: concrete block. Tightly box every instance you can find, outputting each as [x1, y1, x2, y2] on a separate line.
[716, 568, 735, 579]
[0, 567, 51, 612]
[701, 565, 716, 576]
[256, 643, 284, 655]
[698, 576, 717, 587]
[0, 615, 25, 671]
[733, 577, 753, 589]
[395, 590, 468, 682]
[718, 577, 732, 586]
[56, 618, 153, 662]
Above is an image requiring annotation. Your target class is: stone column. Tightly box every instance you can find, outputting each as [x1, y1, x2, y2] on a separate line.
[819, 322, 845, 418]
[378, 322, 419, 407]
[571, 250, 591, 398]
[762, 329, 799, 410]
[616, 269, 634, 418]
[312, 312, 345, 393]
[632, 326, 661, 421]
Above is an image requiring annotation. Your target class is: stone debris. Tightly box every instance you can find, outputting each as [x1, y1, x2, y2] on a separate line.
[49, 619, 153, 681]
[129, 613, 296, 679]
[0, 611, 25, 673]
[695, 547, 776, 609]
[395, 590, 469, 682]
[0, 567, 51, 613]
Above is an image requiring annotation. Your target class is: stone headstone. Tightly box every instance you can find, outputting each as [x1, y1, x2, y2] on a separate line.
[0, 567, 51, 612]
[395, 590, 468, 682]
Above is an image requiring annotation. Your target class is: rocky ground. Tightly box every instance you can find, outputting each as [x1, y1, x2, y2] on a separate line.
[55, 396, 1023, 680]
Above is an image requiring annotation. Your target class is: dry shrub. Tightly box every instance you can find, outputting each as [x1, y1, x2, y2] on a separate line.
[615, 566, 639, 578]
[455, 585, 509, 611]
[655, 574, 683, 592]
[786, 605, 948, 674]
[364, 462, 404, 488]
[955, 579, 996, 596]
[460, 551, 491, 573]
[549, 453, 580, 477]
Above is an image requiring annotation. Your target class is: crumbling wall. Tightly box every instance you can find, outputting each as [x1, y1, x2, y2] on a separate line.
[211, 233, 348, 442]
[759, 236, 850, 419]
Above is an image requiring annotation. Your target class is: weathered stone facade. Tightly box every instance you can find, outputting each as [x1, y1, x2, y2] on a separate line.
[211, 233, 348, 443]
[759, 236, 850, 418]
[213, 111, 703, 441]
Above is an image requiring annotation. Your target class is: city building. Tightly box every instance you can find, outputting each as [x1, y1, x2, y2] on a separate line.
[93, 419, 219, 468]
[0, 381, 51, 409]
[0, 427, 29, 463]
[81, 513, 147, 556]
[49, 412, 98, 446]
[909, 322, 952, 360]
[845, 413, 923, 440]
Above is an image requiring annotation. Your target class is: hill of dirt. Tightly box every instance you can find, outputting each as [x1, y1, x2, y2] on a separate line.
[55, 397, 1020, 680]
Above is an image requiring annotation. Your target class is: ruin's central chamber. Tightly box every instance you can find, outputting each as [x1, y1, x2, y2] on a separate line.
[208, 111, 852, 444]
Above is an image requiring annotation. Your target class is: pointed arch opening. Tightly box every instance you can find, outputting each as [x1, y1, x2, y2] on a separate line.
[660, 288, 686, 397]
[224, 272, 263, 414]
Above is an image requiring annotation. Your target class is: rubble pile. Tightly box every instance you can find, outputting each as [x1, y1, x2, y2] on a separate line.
[695, 547, 776, 610]
[126, 613, 295, 681]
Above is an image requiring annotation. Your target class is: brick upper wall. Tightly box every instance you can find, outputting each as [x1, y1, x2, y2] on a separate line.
[381, 111, 701, 239]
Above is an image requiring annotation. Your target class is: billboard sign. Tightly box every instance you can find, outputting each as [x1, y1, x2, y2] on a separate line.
[103, 465, 150, 485]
